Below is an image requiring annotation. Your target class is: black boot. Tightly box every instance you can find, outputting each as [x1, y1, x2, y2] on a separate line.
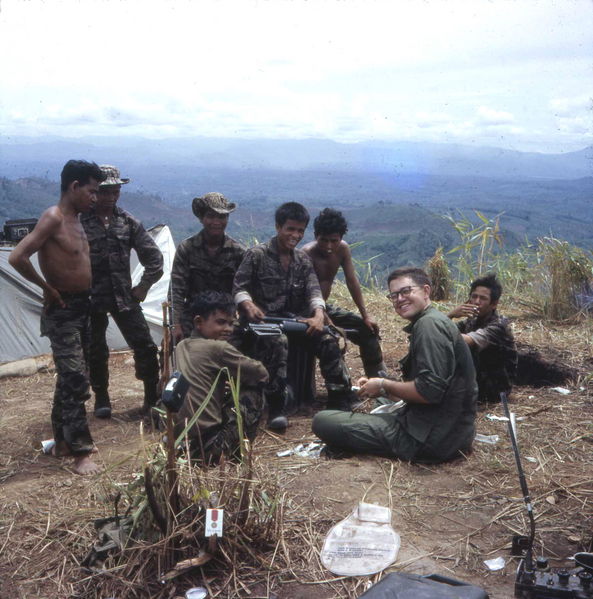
[267, 396, 288, 429]
[141, 380, 158, 415]
[94, 390, 111, 419]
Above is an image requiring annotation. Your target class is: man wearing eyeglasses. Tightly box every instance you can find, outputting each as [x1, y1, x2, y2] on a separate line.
[447, 273, 517, 403]
[312, 267, 478, 463]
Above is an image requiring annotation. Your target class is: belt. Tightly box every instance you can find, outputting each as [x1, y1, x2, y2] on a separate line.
[56, 289, 92, 300]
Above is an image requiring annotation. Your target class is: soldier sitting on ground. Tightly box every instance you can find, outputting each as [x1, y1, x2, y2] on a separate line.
[447, 273, 518, 403]
[233, 202, 360, 429]
[302, 208, 387, 378]
[313, 267, 478, 463]
[81, 165, 164, 418]
[172, 291, 268, 464]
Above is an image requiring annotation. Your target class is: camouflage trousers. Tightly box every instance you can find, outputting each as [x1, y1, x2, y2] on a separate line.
[326, 304, 385, 377]
[40, 291, 94, 456]
[189, 387, 264, 464]
[237, 330, 351, 410]
[89, 303, 159, 393]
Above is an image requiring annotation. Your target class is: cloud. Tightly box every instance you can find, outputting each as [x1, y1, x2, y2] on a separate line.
[414, 111, 453, 129]
[549, 95, 593, 117]
[476, 106, 515, 126]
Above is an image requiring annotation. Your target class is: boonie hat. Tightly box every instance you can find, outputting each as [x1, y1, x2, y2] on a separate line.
[99, 165, 131, 186]
[192, 192, 237, 218]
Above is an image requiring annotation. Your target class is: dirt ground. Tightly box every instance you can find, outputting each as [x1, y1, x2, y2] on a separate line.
[1, 306, 592, 599]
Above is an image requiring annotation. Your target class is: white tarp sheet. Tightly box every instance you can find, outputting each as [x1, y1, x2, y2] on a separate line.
[0, 224, 174, 364]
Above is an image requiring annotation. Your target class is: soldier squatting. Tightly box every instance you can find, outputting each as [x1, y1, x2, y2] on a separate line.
[9, 159, 518, 475]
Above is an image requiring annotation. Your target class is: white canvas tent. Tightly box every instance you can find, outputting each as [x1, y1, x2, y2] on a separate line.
[0, 224, 175, 364]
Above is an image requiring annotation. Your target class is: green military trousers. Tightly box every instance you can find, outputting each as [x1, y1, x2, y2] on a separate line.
[312, 409, 421, 462]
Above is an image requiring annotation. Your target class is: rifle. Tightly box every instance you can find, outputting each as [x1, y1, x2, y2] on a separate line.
[161, 277, 189, 413]
[245, 316, 356, 339]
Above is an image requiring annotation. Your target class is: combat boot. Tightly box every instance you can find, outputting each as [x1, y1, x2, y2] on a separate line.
[141, 380, 159, 415]
[267, 396, 288, 429]
[94, 390, 112, 419]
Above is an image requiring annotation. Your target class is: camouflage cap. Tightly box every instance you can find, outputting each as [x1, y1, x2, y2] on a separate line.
[99, 165, 130, 186]
[192, 192, 237, 218]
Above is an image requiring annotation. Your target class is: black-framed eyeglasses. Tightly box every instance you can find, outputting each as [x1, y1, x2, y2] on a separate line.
[386, 286, 422, 302]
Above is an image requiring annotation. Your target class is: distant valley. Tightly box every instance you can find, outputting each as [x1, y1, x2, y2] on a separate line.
[1, 136, 591, 282]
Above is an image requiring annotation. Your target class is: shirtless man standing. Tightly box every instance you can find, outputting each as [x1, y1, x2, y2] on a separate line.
[303, 208, 386, 377]
[9, 160, 106, 475]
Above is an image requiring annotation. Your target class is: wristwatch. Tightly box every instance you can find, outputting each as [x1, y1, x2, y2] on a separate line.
[379, 378, 387, 397]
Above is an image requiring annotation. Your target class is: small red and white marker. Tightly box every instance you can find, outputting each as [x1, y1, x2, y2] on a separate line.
[205, 508, 224, 537]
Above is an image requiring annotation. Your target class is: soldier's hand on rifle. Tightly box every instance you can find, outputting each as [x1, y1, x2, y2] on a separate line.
[172, 324, 185, 345]
[242, 300, 266, 323]
[131, 286, 148, 303]
[363, 314, 380, 335]
[304, 310, 324, 337]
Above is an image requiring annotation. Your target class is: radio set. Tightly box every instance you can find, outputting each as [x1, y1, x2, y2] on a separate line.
[500, 393, 593, 599]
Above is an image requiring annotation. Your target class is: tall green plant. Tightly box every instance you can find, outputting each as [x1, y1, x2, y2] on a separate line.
[349, 241, 384, 293]
[444, 210, 506, 300]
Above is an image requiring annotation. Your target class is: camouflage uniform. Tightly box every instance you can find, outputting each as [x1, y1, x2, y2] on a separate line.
[81, 206, 163, 393]
[457, 310, 518, 403]
[170, 231, 245, 337]
[233, 237, 352, 412]
[174, 331, 268, 464]
[326, 304, 385, 377]
[40, 291, 94, 456]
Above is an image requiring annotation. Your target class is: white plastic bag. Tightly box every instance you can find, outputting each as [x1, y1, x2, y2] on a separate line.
[320, 502, 400, 576]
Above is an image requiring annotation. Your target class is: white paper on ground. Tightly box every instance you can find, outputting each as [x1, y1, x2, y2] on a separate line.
[320, 502, 400, 576]
[474, 434, 499, 444]
[484, 557, 506, 571]
[550, 387, 571, 395]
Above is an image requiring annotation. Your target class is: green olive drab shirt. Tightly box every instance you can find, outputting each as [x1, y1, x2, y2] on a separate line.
[81, 206, 164, 313]
[174, 331, 268, 440]
[399, 306, 478, 461]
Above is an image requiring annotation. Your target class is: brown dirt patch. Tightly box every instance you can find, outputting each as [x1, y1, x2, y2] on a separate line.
[1, 305, 592, 599]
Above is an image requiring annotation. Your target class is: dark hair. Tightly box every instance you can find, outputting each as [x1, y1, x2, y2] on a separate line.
[314, 208, 348, 237]
[189, 291, 236, 321]
[275, 202, 310, 227]
[60, 160, 105, 193]
[470, 273, 502, 303]
[387, 267, 432, 288]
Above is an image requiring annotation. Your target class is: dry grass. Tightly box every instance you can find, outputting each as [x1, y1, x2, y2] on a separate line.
[1, 289, 592, 599]
[425, 246, 452, 301]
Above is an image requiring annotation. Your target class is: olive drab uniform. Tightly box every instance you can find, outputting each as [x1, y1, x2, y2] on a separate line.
[81, 206, 163, 395]
[233, 237, 353, 415]
[174, 330, 268, 464]
[457, 309, 518, 403]
[313, 306, 478, 463]
[40, 291, 95, 456]
[170, 231, 245, 337]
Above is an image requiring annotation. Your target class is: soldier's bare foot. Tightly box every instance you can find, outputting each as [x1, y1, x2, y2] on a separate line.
[72, 455, 104, 476]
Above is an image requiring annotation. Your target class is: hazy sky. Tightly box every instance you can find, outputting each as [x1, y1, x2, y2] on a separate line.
[1, 0, 591, 153]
